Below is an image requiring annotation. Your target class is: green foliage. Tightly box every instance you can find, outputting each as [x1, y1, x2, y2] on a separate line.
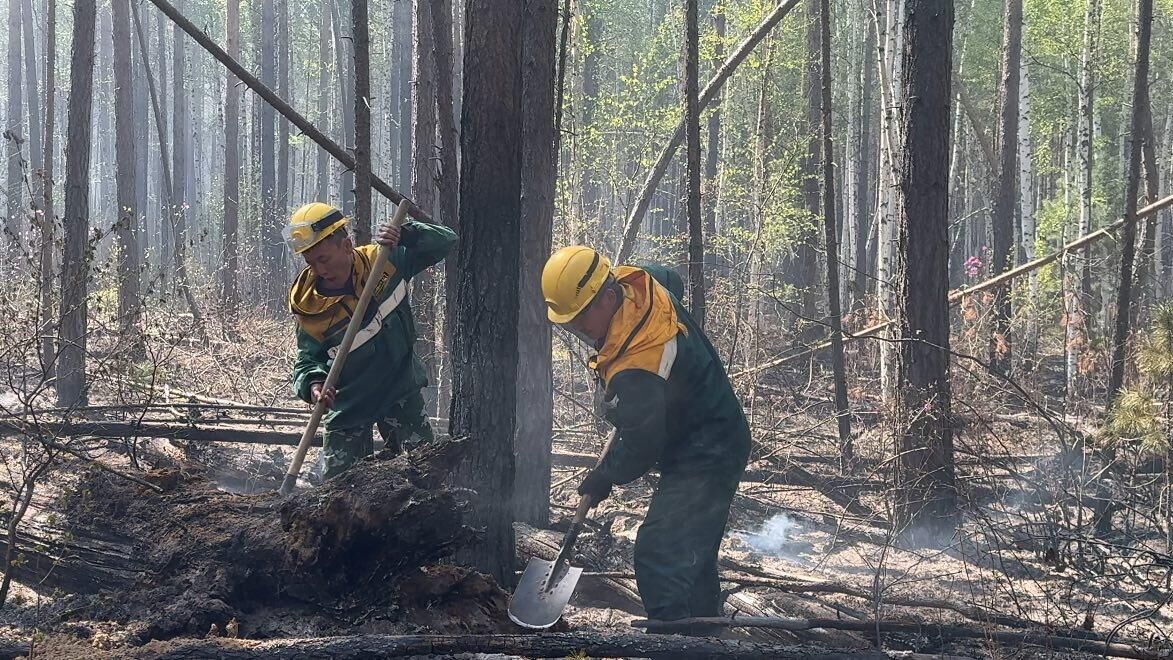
[1106, 304, 1173, 454]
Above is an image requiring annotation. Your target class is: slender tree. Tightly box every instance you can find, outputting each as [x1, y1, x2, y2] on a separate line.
[224, 0, 242, 309]
[260, 0, 279, 306]
[820, 0, 851, 470]
[58, 0, 98, 407]
[113, 0, 141, 331]
[702, 7, 725, 245]
[395, 0, 413, 195]
[277, 0, 292, 239]
[39, 0, 58, 373]
[892, 0, 958, 540]
[988, 0, 1023, 376]
[172, 0, 191, 296]
[352, 0, 372, 242]
[684, 0, 704, 323]
[332, 0, 355, 218]
[515, 0, 556, 529]
[5, 0, 23, 253]
[316, 0, 332, 202]
[22, 0, 42, 195]
[450, 0, 524, 587]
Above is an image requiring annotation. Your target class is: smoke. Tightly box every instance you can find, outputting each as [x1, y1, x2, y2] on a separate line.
[737, 513, 800, 557]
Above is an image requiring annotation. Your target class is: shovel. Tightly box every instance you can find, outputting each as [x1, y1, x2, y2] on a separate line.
[509, 431, 615, 629]
[278, 199, 412, 496]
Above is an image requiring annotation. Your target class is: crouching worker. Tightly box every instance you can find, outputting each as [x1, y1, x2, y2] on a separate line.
[286, 202, 456, 479]
[540, 246, 751, 634]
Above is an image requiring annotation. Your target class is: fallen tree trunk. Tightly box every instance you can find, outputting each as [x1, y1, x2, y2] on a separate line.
[129, 632, 896, 660]
[615, 0, 802, 262]
[0, 420, 313, 446]
[632, 617, 1167, 660]
[732, 192, 1173, 378]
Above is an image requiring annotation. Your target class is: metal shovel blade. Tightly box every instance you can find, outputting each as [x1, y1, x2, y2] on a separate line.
[508, 557, 583, 629]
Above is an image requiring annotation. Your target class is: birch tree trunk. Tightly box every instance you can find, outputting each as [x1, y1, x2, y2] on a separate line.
[1018, 54, 1038, 361]
[58, 0, 98, 407]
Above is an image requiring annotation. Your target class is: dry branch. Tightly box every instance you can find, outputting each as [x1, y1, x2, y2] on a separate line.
[632, 617, 1169, 660]
[130, 632, 898, 660]
[732, 192, 1173, 377]
[142, 0, 430, 221]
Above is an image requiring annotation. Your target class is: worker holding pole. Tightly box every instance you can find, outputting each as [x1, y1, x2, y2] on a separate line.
[285, 202, 456, 480]
[541, 246, 751, 634]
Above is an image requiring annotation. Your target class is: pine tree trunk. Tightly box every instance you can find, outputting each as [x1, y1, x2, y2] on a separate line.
[332, 0, 355, 218]
[396, 0, 413, 195]
[820, 0, 851, 470]
[450, 0, 523, 587]
[579, 4, 601, 233]
[132, 17, 149, 271]
[58, 0, 98, 407]
[113, 0, 141, 332]
[223, 0, 241, 309]
[316, 0, 331, 202]
[892, 0, 957, 541]
[515, 0, 556, 529]
[172, 1, 191, 296]
[277, 0, 292, 242]
[702, 7, 724, 245]
[411, 0, 438, 215]
[22, 0, 41, 176]
[156, 8, 171, 279]
[39, 0, 58, 374]
[260, 0, 279, 308]
[684, 0, 704, 324]
[852, 14, 875, 308]
[5, 0, 24, 254]
[795, 0, 822, 325]
[433, 0, 460, 419]
[989, 0, 1022, 376]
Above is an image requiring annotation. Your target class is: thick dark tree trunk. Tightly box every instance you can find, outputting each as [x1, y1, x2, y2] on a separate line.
[684, 0, 704, 323]
[892, 0, 958, 541]
[396, 0, 413, 195]
[352, 0, 372, 247]
[58, 0, 98, 407]
[113, 0, 141, 333]
[223, 0, 241, 310]
[433, 0, 459, 420]
[819, 0, 851, 470]
[1106, 0, 1153, 406]
[449, 0, 523, 587]
[989, 0, 1023, 376]
[515, 0, 556, 528]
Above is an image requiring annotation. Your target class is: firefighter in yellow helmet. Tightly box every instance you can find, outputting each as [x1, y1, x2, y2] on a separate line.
[541, 246, 750, 635]
[285, 202, 456, 479]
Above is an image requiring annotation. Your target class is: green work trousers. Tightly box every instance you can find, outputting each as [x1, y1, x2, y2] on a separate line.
[321, 390, 434, 479]
[634, 469, 741, 635]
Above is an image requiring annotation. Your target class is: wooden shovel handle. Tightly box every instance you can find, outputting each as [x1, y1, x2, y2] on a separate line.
[279, 201, 412, 495]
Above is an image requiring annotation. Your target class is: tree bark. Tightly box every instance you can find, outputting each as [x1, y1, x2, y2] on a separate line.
[352, 0, 372, 249]
[39, 0, 58, 374]
[578, 2, 601, 234]
[277, 0, 292, 241]
[332, 0, 355, 219]
[1106, 0, 1153, 407]
[892, 0, 957, 540]
[988, 0, 1022, 376]
[113, 0, 141, 333]
[615, 0, 801, 263]
[396, 0, 413, 195]
[1067, 0, 1100, 398]
[684, 0, 704, 323]
[514, 0, 556, 529]
[449, 0, 523, 587]
[58, 0, 98, 407]
[793, 0, 822, 324]
[223, 0, 241, 310]
[172, 0, 191, 294]
[5, 0, 23, 254]
[819, 0, 851, 470]
[411, 0, 438, 216]
[316, 0, 331, 202]
[260, 0, 279, 307]
[21, 0, 41, 176]
[702, 7, 724, 247]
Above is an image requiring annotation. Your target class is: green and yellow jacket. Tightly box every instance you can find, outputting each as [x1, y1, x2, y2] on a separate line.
[590, 266, 751, 484]
[289, 221, 456, 430]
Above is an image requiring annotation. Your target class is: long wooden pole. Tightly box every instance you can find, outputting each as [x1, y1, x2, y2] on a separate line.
[732, 192, 1173, 378]
[279, 200, 411, 495]
[142, 0, 430, 222]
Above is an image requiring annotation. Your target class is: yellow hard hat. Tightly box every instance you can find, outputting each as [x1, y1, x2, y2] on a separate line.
[284, 202, 349, 254]
[542, 246, 611, 324]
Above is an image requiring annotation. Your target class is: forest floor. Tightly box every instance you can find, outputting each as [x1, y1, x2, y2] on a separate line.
[0, 312, 1170, 659]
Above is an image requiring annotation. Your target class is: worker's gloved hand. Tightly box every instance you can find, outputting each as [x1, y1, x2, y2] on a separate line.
[310, 382, 336, 409]
[577, 468, 613, 503]
[374, 222, 402, 249]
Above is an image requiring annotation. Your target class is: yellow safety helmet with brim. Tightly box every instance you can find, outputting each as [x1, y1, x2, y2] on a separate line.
[542, 245, 612, 324]
[284, 202, 349, 254]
